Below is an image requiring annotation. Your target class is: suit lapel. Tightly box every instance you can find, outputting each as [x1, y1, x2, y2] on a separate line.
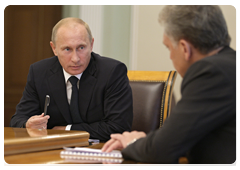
[79, 56, 97, 121]
[48, 60, 72, 124]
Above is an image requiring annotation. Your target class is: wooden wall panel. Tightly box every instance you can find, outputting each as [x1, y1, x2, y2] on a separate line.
[4, 5, 62, 126]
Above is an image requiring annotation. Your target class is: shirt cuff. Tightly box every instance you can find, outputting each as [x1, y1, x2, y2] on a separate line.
[65, 125, 72, 131]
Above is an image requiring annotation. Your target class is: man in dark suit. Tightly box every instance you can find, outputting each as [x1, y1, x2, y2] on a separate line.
[102, 5, 236, 163]
[10, 18, 133, 142]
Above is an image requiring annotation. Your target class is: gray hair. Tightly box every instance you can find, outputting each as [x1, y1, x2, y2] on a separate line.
[51, 17, 93, 44]
[158, 5, 231, 54]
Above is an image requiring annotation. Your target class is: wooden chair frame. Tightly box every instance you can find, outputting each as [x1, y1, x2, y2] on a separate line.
[128, 70, 177, 128]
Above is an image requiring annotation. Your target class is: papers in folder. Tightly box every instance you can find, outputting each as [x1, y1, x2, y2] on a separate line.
[61, 147, 123, 163]
[62, 147, 122, 157]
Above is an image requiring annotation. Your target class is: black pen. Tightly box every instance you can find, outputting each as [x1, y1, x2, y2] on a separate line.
[44, 95, 50, 116]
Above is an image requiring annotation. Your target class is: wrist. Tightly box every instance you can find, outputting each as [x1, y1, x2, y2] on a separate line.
[127, 138, 137, 147]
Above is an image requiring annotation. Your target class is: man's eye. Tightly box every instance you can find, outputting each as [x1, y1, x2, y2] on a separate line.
[65, 48, 70, 51]
[79, 46, 84, 50]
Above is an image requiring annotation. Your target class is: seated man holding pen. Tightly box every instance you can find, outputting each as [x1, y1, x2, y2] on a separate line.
[10, 17, 133, 142]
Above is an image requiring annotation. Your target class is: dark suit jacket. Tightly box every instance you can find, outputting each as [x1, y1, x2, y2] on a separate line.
[122, 46, 236, 163]
[10, 52, 133, 141]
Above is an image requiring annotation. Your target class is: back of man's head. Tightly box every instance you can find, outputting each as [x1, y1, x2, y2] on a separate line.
[158, 5, 231, 54]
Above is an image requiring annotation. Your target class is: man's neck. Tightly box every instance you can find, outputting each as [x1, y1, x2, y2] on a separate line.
[205, 46, 224, 57]
[193, 46, 224, 63]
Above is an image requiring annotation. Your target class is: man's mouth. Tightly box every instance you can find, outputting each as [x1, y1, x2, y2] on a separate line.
[71, 66, 80, 69]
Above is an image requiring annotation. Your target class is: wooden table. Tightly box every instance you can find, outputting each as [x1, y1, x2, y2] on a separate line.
[4, 127, 187, 166]
[4, 127, 89, 155]
[4, 143, 187, 166]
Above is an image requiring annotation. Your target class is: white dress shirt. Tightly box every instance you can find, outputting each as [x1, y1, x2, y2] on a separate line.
[62, 68, 83, 130]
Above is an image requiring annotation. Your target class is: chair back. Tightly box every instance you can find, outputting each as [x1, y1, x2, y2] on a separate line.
[128, 70, 177, 133]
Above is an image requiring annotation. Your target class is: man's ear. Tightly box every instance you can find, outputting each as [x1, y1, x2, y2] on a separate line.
[179, 39, 192, 61]
[50, 41, 58, 56]
[90, 38, 94, 51]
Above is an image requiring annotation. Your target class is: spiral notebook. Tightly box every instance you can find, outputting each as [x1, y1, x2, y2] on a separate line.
[61, 147, 122, 158]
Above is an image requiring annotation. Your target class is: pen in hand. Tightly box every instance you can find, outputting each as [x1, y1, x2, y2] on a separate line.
[44, 95, 50, 116]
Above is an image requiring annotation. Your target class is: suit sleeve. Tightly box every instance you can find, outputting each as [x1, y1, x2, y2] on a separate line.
[10, 65, 41, 127]
[121, 60, 235, 163]
[71, 63, 133, 141]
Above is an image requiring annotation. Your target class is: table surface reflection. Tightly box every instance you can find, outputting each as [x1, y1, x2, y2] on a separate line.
[4, 127, 89, 156]
[4, 127, 187, 166]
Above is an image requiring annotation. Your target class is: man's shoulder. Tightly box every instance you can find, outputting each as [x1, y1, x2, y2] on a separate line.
[31, 56, 59, 71]
[92, 52, 122, 64]
[89, 52, 127, 78]
[32, 56, 58, 66]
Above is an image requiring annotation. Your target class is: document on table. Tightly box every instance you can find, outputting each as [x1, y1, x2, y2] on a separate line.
[61, 147, 123, 163]
[61, 147, 122, 158]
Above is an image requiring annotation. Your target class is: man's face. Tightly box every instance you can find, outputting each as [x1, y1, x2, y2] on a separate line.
[163, 34, 186, 77]
[50, 24, 94, 75]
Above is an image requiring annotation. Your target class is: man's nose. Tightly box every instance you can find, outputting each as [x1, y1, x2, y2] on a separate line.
[71, 50, 80, 63]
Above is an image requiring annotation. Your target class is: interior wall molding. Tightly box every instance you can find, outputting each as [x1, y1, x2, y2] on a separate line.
[129, 5, 139, 70]
[79, 5, 103, 54]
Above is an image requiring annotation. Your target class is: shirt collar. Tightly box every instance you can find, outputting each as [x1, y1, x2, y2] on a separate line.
[63, 68, 83, 83]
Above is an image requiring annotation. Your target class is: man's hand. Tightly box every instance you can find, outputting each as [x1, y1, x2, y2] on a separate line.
[102, 131, 146, 153]
[26, 113, 50, 129]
